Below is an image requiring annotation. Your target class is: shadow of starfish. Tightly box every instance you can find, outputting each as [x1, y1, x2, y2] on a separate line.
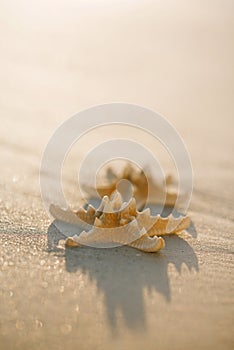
[47, 220, 198, 331]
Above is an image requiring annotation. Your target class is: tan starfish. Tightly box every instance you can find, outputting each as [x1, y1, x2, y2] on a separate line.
[50, 190, 190, 253]
[83, 163, 178, 209]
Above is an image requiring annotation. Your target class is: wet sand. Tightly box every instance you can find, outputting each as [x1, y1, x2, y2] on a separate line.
[0, 1, 233, 349]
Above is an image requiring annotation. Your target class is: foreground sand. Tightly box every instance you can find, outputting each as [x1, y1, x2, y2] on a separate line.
[0, 1, 233, 349]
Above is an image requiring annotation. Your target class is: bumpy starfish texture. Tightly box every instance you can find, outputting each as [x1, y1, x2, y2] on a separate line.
[50, 190, 190, 253]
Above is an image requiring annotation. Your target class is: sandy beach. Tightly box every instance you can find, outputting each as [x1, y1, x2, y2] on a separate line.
[0, 1, 233, 349]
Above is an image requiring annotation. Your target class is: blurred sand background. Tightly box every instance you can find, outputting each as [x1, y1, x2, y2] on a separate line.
[0, 1, 233, 349]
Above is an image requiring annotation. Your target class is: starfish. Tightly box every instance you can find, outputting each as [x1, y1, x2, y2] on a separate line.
[50, 190, 190, 253]
[83, 163, 178, 210]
